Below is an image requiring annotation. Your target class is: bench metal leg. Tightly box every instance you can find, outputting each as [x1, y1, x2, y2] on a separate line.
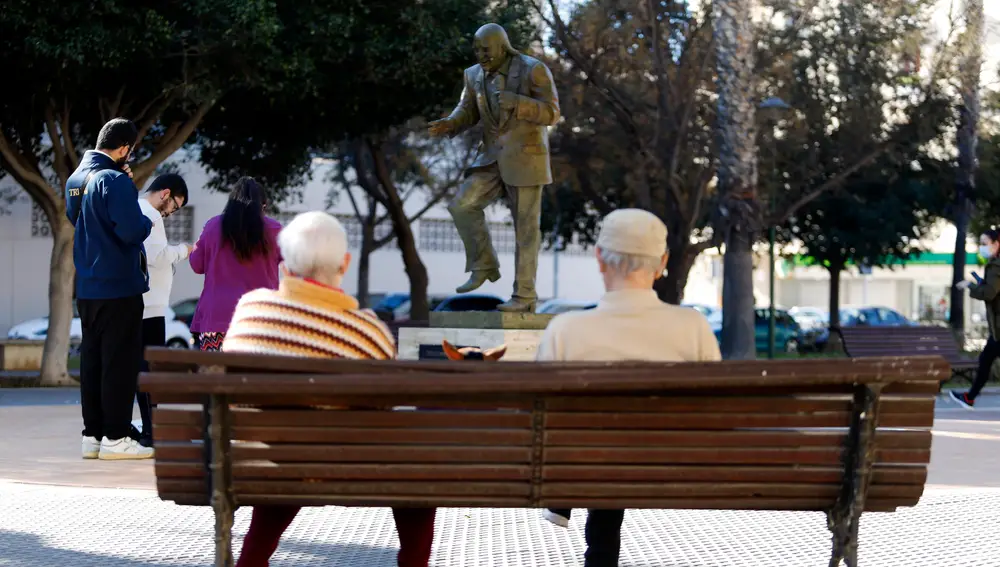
[827, 384, 882, 567]
[208, 394, 235, 567]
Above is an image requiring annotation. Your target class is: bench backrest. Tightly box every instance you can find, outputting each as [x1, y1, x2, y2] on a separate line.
[840, 325, 971, 366]
[143, 348, 944, 513]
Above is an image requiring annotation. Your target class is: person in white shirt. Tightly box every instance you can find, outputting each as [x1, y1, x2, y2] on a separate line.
[536, 208, 721, 567]
[136, 173, 193, 447]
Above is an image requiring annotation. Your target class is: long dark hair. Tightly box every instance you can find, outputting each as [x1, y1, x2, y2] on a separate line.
[221, 177, 269, 262]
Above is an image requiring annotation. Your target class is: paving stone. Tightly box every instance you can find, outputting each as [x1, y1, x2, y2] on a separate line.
[0, 483, 997, 566]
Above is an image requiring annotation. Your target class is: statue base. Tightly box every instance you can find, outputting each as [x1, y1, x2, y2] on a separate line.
[397, 312, 555, 361]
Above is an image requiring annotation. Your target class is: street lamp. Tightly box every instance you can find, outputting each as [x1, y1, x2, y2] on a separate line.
[760, 97, 791, 359]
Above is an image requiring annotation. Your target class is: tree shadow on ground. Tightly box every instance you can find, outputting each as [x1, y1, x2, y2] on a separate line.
[0, 528, 399, 566]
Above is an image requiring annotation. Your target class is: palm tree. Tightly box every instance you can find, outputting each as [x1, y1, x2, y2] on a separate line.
[950, 0, 984, 338]
[713, 0, 759, 360]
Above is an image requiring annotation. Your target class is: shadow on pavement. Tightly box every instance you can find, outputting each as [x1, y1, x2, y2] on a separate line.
[0, 527, 401, 567]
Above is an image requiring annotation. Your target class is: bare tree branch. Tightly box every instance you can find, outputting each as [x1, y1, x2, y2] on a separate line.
[131, 99, 216, 185]
[61, 99, 80, 169]
[774, 143, 889, 224]
[135, 92, 179, 145]
[44, 104, 71, 186]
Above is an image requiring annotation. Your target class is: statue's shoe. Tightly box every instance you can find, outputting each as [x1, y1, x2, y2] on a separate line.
[456, 269, 501, 293]
[497, 298, 537, 313]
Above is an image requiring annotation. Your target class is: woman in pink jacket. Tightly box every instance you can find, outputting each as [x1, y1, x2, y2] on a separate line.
[189, 177, 281, 350]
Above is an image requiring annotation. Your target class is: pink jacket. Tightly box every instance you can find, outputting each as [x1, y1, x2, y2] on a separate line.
[189, 215, 282, 333]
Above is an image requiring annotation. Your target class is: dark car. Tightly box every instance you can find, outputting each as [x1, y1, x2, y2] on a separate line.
[814, 306, 914, 350]
[433, 294, 504, 313]
[170, 298, 198, 327]
[713, 308, 804, 353]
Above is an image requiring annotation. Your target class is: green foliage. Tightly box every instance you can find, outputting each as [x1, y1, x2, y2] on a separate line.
[196, 0, 537, 196]
[790, 158, 950, 272]
[971, 134, 1000, 235]
[0, 0, 282, 184]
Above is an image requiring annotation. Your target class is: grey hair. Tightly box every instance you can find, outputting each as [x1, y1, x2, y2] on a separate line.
[598, 248, 662, 276]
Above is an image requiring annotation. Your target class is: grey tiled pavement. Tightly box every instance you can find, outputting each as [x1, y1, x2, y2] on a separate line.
[1, 482, 998, 566]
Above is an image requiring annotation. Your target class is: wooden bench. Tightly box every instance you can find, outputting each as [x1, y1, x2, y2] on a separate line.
[840, 325, 976, 381]
[141, 348, 946, 567]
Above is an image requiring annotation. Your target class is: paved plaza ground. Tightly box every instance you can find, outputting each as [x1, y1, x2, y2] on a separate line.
[1, 388, 998, 566]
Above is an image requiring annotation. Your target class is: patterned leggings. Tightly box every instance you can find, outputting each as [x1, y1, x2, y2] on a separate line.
[195, 332, 226, 351]
[235, 506, 436, 567]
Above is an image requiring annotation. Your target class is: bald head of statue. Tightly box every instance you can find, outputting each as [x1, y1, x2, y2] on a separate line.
[474, 23, 518, 74]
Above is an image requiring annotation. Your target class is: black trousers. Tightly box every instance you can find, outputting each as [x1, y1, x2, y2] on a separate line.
[970, 336, 1000, 400]
[78, 295, 144, 441]
[138, 316, 165, 440]
[548, 508, 626, 566]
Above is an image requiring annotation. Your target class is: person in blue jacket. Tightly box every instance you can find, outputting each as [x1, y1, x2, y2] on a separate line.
[65, 118, 154, 461]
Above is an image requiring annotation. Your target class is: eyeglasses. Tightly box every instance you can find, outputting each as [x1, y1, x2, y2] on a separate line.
[163, 195, 184, 216]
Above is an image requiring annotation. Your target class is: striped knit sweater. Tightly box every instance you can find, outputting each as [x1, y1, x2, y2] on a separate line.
[222, 276, 395, 360]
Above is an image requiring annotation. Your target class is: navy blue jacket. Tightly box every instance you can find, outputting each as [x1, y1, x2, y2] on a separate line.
[66, 151, 152, 300]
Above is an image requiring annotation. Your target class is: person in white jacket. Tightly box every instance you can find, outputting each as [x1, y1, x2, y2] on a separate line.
[136, 173, 193, 447]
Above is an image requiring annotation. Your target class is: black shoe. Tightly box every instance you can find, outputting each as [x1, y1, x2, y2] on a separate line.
[949, 390, 974, 410]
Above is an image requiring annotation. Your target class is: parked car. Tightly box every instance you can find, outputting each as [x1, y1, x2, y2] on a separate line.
[813, 306, 914, 351]
[537, 299, 597, 315]
[788, 306, 828, 331]
[433, 294, 504, 313]
[7, 306, 193, 349]
[682, 303, 722, 326]
[170, 298, 198, 327]
[711, 308, 804, 353]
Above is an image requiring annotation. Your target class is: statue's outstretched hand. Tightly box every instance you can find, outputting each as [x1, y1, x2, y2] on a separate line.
[428, 119, 454, 137]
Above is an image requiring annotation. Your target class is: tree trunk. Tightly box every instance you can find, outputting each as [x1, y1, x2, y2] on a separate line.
[40, 217, 76, 385]
[368, 141, 430, 321]
[826, 263, 844, 353]
[950, 0, 984, 338]
[714, 0, 759, 360]
[356, 201, 376, 308]
[654, 241, 699, 305]
[720, 228, 756, 359]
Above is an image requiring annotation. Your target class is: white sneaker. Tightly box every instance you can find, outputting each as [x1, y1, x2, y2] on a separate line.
[542, 509, 570, 528]
[82, 436, 100, 459]
[98, 437, 154, 460]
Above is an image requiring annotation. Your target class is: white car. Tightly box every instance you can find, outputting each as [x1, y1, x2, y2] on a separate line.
[7, 306, 193, 349]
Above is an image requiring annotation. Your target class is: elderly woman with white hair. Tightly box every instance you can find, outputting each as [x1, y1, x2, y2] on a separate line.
[536, 208, 721, 567]
[223, 211, 437, 567]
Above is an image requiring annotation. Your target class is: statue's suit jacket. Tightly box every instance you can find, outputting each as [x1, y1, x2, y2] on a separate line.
[447, 53, 561, 188]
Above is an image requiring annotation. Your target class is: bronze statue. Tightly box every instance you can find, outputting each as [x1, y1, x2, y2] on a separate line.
[429, 23, 560, 313]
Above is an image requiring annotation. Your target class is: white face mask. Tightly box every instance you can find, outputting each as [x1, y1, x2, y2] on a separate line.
[980, 245, 994, 259]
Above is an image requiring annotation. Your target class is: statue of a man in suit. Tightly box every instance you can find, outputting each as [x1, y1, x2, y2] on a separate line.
[429, 23, 560, 313]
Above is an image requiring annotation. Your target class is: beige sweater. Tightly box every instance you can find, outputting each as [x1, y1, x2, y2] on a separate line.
[536, 289, 721, 362]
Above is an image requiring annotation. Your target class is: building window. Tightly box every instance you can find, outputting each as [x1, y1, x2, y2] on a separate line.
[269, 211, 394, 250]
[419, 218, 464, 253]
[164, 207, 194, 244]
[31, 202, 51, 238]
[418, 218, 516, 254]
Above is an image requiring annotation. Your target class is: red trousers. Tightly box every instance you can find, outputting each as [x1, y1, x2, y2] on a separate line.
[235, 506, 436, 567]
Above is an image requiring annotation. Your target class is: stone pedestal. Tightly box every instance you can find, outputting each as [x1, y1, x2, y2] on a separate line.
[397, 312, 555, 361]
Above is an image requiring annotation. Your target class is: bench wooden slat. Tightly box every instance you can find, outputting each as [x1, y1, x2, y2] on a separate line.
[543, 447, 930, 466]
[156, 462, 533, 481]
[148, 381, 943, 406]
[544, 429, 930, 448]
[541, 464, 927, 485]
[540, 482, 923, 500]
[231, 444, 533, 463]
[545, 396, 933, 413]
[544, 411, 933, 429]
[542, 498, 913, 512]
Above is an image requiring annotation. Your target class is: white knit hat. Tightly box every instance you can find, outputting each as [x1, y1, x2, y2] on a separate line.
[596, 209, 668, 257]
